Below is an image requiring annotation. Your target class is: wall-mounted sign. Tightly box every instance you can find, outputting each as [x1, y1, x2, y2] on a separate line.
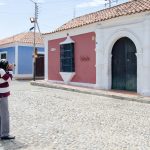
[50, 48, 56, 51]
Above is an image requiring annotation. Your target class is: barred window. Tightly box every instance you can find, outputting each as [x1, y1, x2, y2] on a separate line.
[0, 52, 7, 59]
[60, 43, 75, 72]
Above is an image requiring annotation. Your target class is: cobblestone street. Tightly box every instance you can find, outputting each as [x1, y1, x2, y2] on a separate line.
[0, 80, 150, 150]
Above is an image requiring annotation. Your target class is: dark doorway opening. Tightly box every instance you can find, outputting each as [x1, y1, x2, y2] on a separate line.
[35, 54, 44, 78]
[112, 37, 137, 91]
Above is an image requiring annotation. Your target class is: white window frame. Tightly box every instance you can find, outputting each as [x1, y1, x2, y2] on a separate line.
[0, 51, 7, 59]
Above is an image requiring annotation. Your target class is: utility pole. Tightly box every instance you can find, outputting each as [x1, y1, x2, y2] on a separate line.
[105, 0, 118, 8]
[108, 0, 111, 7]
[30, 0, 39, 81]
[73, 7, 76, 18]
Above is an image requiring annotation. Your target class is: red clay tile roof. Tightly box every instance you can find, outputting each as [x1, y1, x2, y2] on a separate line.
[44, 0, 150, 35]
[0, 32, 44, 46]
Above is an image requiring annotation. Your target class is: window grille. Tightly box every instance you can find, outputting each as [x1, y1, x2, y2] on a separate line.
[60, 43, 75, 72]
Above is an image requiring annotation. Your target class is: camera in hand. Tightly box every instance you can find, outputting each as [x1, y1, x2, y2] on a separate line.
[0, 59, 15, 71]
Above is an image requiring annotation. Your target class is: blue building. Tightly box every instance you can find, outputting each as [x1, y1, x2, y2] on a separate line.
[0, 32, 44, 79]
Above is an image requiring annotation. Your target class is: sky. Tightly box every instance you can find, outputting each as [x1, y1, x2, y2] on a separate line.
[0, 0, 128, 39]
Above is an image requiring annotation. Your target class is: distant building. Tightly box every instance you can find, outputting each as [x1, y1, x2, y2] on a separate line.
[0, 32, 44, 79]
[43, 0, 150, 96]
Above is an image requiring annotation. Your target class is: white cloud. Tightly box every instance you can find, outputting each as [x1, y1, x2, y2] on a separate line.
[77, 0, 106, 8]
[36, 0, 45, 3]
[0, 2, 5, 5]
[30, 0, 45, 3]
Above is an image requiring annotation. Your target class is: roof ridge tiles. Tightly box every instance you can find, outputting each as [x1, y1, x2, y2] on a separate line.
[0, 32, 44, 46]
[44, 0, 150, 35]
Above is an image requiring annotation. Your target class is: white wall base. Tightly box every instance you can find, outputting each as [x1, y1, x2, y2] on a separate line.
[14, 74, 33, 79]
[69, 82, 95, 88]
[140, 90, 150, 96]
[48, 80, 64, 84]
[48, 80, 95, 88]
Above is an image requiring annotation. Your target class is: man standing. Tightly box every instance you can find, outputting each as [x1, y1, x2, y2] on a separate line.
[0, 59, 15, 140]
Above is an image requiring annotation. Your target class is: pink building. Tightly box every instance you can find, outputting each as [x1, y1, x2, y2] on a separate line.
[43, 0, 150, 96]
[47, 32, 96, 85]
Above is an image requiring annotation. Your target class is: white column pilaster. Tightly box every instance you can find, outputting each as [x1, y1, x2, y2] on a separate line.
[15, 44, 18, 76]
[136, 53, 143, 94]
[44, 38, 48, 81]
[141, 16, 150, 96]
[95, 28, 106, 89]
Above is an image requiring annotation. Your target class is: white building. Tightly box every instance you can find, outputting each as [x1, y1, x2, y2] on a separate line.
[44, 0, 150, 96]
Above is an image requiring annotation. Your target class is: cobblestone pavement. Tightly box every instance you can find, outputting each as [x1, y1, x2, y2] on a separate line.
[0, 80, 150, 150]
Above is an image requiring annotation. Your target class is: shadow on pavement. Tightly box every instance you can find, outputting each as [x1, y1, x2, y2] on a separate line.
[0, 140, 28, 150]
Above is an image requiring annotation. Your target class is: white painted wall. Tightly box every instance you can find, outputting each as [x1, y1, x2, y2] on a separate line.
[95, 12, 150, 96]
[43, 37, 48, 81]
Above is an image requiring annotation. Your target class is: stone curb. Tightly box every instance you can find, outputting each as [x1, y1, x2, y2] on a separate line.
[30, 81, 150, 104]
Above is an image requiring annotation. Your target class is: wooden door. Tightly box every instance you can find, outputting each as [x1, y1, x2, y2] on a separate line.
[35, 54, 44, 77]
[112, 37, 137, 91]
[125, 39, 137, 91]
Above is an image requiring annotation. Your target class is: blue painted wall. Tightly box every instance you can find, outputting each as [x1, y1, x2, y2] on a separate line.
[0, 47, 15, 64]
[0, 46, 44, 75]
[18, 46, 44, 74]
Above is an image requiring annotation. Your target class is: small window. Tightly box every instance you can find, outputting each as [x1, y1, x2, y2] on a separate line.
[60, 43, 75, 72]
[0, 52, 7, 59]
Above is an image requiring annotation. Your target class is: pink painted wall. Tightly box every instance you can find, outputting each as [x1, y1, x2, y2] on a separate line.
[48, 32, 96, 84]
[48, 39, 63, 81]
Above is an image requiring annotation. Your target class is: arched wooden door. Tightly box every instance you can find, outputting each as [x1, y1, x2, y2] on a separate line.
[112, 37, 137, 91]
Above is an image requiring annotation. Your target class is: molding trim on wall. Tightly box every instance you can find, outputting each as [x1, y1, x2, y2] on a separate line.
[17, 43, 44, 47]
[43, 24, 97, 41]
[96, 11, 148, 29]
[0, 43, 44, 49]
[0, 43, 15, 49]
[59, 72, 76, 84]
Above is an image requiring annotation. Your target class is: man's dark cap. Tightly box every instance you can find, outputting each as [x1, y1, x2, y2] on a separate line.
[0, 59, 9, 71]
